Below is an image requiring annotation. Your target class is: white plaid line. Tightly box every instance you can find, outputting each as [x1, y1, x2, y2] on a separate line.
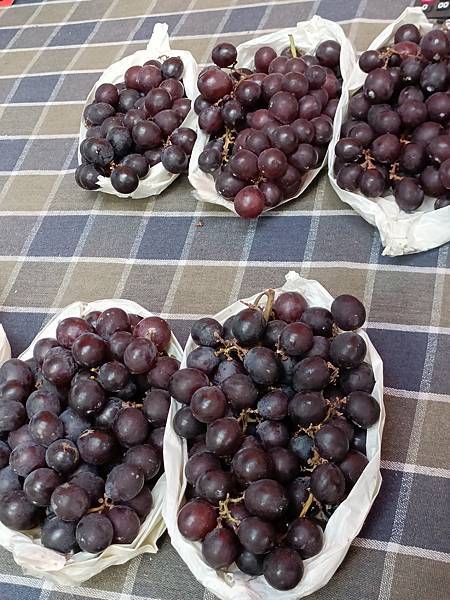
[380, 461, 450, 479]
[0, 16, 399, 55]
[0, 101, 85, 106]
[0, 1, 80, 123]
[0, 139, 79, 306]
[0, 0, 316, 30]
[1, 0, 49, 50]
[0, 134, 79, 139]
[0, 209, 358, 217]
[161, 0, 241, 320]
[0, 256, 449, 276]
[384, 388, 450, 404]
[49, 0, 158, 312]
[352, 539, 450, 563]
[0, 254, 450, 276]
[378, 244, 449, 600]
[299, 177, 327, 279]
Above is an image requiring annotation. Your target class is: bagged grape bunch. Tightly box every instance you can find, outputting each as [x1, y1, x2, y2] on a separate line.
[329, 7, 450, 256]
[76, 23, 198, 198]
[163, 271, 384, 599]
[0, 299, 182, 585]
[188, 17, 356, 218]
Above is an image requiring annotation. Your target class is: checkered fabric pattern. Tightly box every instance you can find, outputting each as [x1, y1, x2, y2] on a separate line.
[0, 0, 449, 599]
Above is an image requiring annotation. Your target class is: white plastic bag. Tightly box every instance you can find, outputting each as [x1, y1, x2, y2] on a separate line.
[328, 7, 450, 256]
[0, 299, 183, 586]
[78, 23, 198, 199]
[163, 271, 384, 600]
[188, 17, 356, 214]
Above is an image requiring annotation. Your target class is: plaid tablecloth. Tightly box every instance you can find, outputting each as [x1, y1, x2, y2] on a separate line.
[0, 0, 449, 598]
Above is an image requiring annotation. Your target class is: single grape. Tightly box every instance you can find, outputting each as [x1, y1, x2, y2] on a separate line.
[202, 527, 240, 569]
[69, 470, 104, 506]
[206, 417, 243, 456]
[124, 444, 161, 481]
[287, 516, 323, 558]
[113, 407, 149, 448]
[169, 368, 209, 404]
[244, 478, 288, 521]
[394, 177, 424, 212]
[421, 29, 449, 61]
[279, 322, 313, 357]
[292, 356, 330, 392]
[59, 408, 90, 443]
[197, 67, 233, 103]
[41, 516, 77, 553]
[310, 462, 346, 504]
[24, 467, 62, 507]
[0, 490, 42, 530]
[298, 94, 322, 120]
[195, 469, 236, 505]
[110, 165, 139, 194]
[51, 482, 90, 521]
[263, 547, 304, 590]
[257, 390, 289, 421]
[173, 406, 205, 439]
[346, 391, 380, 428]
[273, 292, 307, 322]
[45, 439, 79, 475]
[77, 429, 117, 465]
[269, 91, 299, 124]
[244, 347, 279, 385]
[124, 485, 153, 522]
[257, 420, 290, 450]
[76, 513, 113, 553]
[232, 446, 273, 484]
[237, 516, 275, 554]
[339, 450, 369, 489]
[340, 361, 375, 394]
[106, 505, 140, 544]
[288, 391, 327, 426]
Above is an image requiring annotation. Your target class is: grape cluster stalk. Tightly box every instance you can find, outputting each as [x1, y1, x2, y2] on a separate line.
[195, 38, 343, 218]
[0, 309, 180, 555]
[76, 56, 196, 194]
[173, 289, 380, 590]
[335, 23, 450, 212]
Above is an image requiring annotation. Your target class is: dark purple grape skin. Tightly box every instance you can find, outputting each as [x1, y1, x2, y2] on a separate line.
[257, 420, 290, 450]
[69, 470, 105, 506]
[77, 429, 117, 466]
[315, 423, 349, 462]
[237, 516, 275, 554]
[196, 469, 235, 505]
[60, 408, 90, 443]
[346, 391, 380, 428]
[310, 462, 346, 504]
[232, 447, 273, 484]
[257, 390, 289, 421]
[51, 482, 90, 521]
[288, 391, 327, 426]
[340, 361, 375, 394]
[28, 411, 64, 448]
[202, 527, 240, 569]
[273, 292, 307, 323]
[279, 322, 314, 357]
[142, 389, 170, 427]
[169, 368, 209, 404]
[243, 347, 279, 385]
[263, 547, 304, 591]
[232, 307, 265, 346]
[185, 451, 221, 486]
[24, 468, 62, 507]
[124, 486, 153, 522]
[147, 356, 180, 390]
[186, 347, 219, 375]
[221, 374, 258, 410]
[331, 294, 366, 331]
[105, 463, 144, 502]
[292, 356, 330, 392]
[329, 332, 367, 369]
[76, 513, 113, 553]
[41, 516, 78, 553]
[244, 478, 289, 521]
[394, 177, 424, 212]
[173, 406, 205, 439]
[45, 439, 79, 475]
[114, 407, 149, 448]
[286, 517, 324, 558]
[0, 466, 22, 499]
[205, 417, 243, 456]
[178, 498, 218, 542]
[268, 447, 301, 484]
[0, 490, 42, 531]
[339, 450, 369, 488]
[124, 444, 161, 481]
[236, 550, 265, 576]
[33, 338, 59, 366]
[42, 348, 77, 386]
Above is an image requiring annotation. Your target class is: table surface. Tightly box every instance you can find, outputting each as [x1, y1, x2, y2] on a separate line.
[0, 0, 449, 599]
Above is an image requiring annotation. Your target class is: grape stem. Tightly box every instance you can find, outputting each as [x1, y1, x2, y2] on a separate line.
[288, 34, 298, 58]
[218, 493, 245, 525]
[327, 362, 340, 384]
[389, 162, 402, 182]
[214, 341, 247, 360]
[361, 150, 376, 171]
[252, 288, 276, 322]
[305, 447, 328, 471]
[237, 407, 262, 432]
[87, 495, 113, 514]
[220, 128, 236, 163]
[299, 492, 314, 518]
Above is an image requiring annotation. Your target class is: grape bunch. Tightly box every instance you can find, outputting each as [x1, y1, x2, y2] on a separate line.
[0, 309, 179, 556]
[335, 23, 450, 212]
[76, 56, 196, 194]
[173, 289, 380, 590]
[195, 38, 342, 218]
